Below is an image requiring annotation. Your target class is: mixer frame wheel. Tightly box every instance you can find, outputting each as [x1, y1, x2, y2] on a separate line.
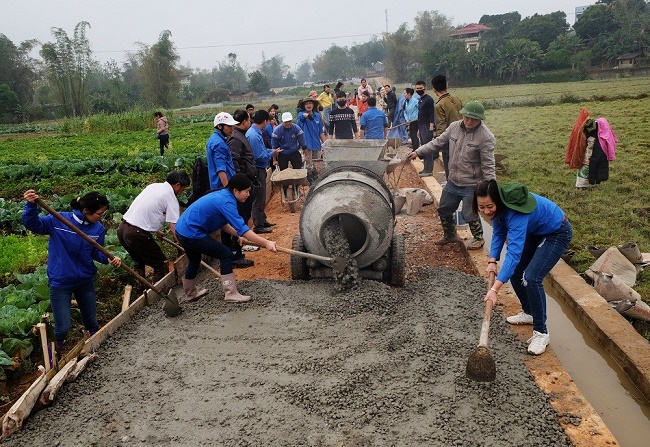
[290, 234, 310, 280]
[384, 233, 405, 287]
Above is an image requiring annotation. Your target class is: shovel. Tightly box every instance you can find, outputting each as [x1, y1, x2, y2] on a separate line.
[35, 198, 182, 317]
[243, 240, 347, 272]
[465, 271, 497, 382]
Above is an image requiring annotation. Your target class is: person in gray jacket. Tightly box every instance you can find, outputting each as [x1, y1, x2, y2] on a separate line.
[408, 101, 495, 249]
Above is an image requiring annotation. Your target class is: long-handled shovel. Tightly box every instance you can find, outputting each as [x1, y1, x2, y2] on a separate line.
[466, 271, 497, 382]
[35, 199, 181, 317]
[243, 240, 347, 272]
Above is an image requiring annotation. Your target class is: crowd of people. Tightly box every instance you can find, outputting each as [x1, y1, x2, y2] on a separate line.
[21, 75, 571, 357]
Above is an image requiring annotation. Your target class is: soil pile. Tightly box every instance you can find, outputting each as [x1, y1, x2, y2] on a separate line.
[3, 268, 571, 446]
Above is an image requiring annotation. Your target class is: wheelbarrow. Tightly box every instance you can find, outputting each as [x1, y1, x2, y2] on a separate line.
[270, 165, 309, 213]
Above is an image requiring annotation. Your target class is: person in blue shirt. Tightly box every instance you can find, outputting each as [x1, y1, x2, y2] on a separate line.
[404, 88, 420, 150]
[297, 97, 326, 164]
[272, 112, 307, 170]
[175, 174, 277, 304]
[246, 110, 281, 232]
[206, 112, 238, 190]
[22, 190, 122, 353]
[359, 97, 388, 139]
[474, 180, 573, 356]
[264, 104, 280, 147]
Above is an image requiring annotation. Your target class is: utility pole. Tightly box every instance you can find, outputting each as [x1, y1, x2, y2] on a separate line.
[385, 9, 388, 34]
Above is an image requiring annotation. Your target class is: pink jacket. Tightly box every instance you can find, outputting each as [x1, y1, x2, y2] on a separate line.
[157, 116, 169, 136]
[596, 118, 617, 161]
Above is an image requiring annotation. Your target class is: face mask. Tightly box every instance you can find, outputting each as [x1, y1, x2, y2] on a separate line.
[416, 89, 425, 95]
[337, 100, 347, 106]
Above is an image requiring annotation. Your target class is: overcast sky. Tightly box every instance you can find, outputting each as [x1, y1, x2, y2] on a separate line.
[2, 0, 592, 72]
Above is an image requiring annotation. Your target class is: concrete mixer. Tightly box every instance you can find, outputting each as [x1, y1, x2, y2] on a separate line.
[291, 139, 405, 286]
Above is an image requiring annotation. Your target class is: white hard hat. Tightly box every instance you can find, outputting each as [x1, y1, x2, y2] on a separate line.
[213, 112, 239, 127]
[281, 112, 293, 122]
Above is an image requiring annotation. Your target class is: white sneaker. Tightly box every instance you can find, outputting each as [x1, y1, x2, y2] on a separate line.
[527, 331, 550, 355]
[506, 311, 533, 325]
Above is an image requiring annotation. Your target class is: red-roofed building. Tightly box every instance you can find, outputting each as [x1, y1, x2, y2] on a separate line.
[449, 24, 491, 52]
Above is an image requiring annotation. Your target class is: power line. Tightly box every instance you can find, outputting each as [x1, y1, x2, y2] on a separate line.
[94, 32, 382, 55]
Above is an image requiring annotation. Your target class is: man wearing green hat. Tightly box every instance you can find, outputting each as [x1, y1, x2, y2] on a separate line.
[408, 101, 495, 249]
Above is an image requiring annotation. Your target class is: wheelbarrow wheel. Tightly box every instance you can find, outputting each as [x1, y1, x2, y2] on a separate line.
[290, 234, 309, 280]
[286, 186, 297, 213]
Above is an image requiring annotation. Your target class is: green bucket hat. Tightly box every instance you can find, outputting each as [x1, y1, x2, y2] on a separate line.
[459, 101, 485, 120]
[497, 182, 537, 214]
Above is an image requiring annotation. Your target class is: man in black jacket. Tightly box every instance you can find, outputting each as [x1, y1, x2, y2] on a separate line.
[384, 84, 398, 125]
[226, 110, 261, 268]
[416, 80, 436, 177]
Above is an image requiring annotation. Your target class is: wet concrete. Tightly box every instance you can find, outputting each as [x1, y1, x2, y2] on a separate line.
[3, 269, 572, 446]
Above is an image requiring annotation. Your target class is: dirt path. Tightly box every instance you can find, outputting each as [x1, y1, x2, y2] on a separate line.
[2, 162, 573, 446]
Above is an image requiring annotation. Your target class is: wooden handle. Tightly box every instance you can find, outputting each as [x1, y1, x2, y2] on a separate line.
[162, 237, 220, 278]
[244, 239, 335, 264]
[35, 198, 162, 294]
[478, 271, 496, 348]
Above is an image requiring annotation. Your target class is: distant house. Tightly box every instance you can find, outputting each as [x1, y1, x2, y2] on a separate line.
[449, 23, 491, 52]
[230, 91, 259, 102]
[178, 72, 192, 87]
[616, 52, 642, 68]
[373, 61, 384, 74]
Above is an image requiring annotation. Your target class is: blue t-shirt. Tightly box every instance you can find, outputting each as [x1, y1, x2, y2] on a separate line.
[271, 123, 306, 155]
[175, 189, 250, 240]
[360, 107, 388, 139]
[246, 125, 274, 169]
[206, 130, 235, 190]
[297, 111, 324, 150]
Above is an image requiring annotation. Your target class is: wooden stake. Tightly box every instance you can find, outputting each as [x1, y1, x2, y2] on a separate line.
[121, 285, 133, 312]
[50, 342, 57, 373]
[42, 359, 77, 404]
[36, 323, 50, 372]
[1, 366, 47, 438]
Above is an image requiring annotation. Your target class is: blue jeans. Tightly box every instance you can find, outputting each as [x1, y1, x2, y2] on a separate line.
[177, 233, 234, 277]
[510, 219, 573, 334]
[437, 180, 479, 225]
[50, 279, 99, 342]
[322, 108, 331, 133]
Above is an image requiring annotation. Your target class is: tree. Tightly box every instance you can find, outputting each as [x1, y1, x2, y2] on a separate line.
[573, 4, 617, 41]
[258, 54, 289, 88]
[508, 12, 569, 51]
[413, 10, 454, 53]
[40, 21, 96, 117]
[543, 34, 584, 70]
[420, 39, 470, 83]
[295, 60, 312, 84]
[0, 84, 20, 123]
[248, 70, 269, 93]
[479, 12, 521, 36]
[384, 24, 413, 82]
[137, 30, 180, 108]
[0, 34, 40, 109]
[349, 38, 385, 72]
[496, 38, 542, 81]
[312, 45, 353, 81]
[213, 53, 247, 92]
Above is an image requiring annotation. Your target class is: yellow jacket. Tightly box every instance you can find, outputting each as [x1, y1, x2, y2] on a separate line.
[317, 91, 334, 109]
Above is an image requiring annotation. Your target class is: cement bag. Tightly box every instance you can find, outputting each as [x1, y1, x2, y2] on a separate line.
[593, 271, 641, 302]
[576, 137, 594, 188]
[615, 299, 650, 322]
[618, 242, 643, 264]
[393, 193, 406, 214]
[405, 190, 426, 216]
[399, 188, 433, 205]
[585, 247, 637, 287]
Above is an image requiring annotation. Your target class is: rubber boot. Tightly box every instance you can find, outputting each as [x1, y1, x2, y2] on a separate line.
[435, 215, 461, 245]
[221, 273, 251, 303]
[182, 278, 208, 303]
[466, 220, 485, 250]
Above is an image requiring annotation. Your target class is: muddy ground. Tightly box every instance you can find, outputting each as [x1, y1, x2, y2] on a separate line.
[2, 162, 572, 446]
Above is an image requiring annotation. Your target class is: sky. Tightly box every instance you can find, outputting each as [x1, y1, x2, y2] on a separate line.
[2, 0, 593, 72]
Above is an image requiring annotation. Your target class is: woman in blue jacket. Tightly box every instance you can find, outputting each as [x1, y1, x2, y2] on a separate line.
[175, 173, 277, 304]
[22, 190, 121, 353]
[473, 180, 572, 355]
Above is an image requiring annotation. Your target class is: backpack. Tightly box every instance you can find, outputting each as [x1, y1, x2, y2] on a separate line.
[186, 156, 210, 205]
